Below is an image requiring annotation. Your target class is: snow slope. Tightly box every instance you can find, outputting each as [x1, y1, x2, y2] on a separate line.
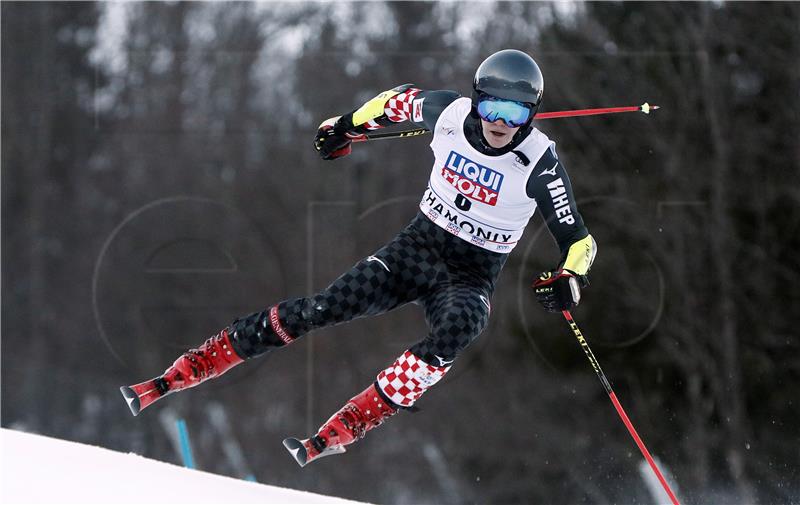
[0, 429, 367, 504]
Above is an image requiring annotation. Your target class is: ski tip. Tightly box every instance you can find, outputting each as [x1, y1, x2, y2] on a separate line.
[119, 386, 141, 417]
[282, 437, 308, 467]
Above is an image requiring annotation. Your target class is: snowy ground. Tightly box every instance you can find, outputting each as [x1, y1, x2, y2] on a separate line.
[0, 429, 367, 504]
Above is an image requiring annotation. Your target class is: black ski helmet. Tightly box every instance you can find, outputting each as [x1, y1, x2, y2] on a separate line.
[472, 49, 544, 115]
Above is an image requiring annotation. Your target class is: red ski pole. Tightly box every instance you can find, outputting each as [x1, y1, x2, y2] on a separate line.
[537, 102, 658, 119]
[349, 103, 658, 142]
[561, 310, 681, 505]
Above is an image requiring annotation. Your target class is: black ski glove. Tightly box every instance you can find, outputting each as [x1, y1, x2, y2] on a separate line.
[532, 269, 588, 313]
[314, 114, 358, 160]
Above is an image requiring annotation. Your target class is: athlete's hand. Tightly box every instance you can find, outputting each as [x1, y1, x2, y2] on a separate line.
[314, 116, 352, 160]
[532, 269, 588, 313]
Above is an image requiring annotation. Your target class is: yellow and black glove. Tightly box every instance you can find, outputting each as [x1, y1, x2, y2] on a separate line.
[533, 234, 596, 313]
[532, 269, 588, 313]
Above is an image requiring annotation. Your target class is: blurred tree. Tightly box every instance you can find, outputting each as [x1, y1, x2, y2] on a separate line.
[2, 1, 105, 436]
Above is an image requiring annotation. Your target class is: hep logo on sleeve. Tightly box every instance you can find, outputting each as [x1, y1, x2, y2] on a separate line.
[440, 151, 503, 206]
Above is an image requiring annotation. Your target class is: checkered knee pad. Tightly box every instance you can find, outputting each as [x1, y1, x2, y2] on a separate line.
[376, 350, 451, 407]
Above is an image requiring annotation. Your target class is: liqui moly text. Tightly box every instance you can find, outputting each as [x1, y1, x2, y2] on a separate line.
[440, 151, 503, 206]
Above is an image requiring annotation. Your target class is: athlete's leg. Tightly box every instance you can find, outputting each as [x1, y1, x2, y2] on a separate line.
[285, 219, 508, 462]
[121, 224, 441, 415]
[377, 282, 493, 407]
[287, 281, 494, 463]
[414, 283, 492, 363]
[230, 227, 440, 359]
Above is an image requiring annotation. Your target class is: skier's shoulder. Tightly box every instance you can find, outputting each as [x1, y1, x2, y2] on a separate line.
[517, 126, 557, 166]
[416, 90, 463, 129]
[521, 128, 566, 197]
[417, 89, 462, 107]
[529, 125, 554, 145]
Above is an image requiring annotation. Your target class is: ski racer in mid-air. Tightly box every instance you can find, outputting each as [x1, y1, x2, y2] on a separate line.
[121, 49, 597, 467]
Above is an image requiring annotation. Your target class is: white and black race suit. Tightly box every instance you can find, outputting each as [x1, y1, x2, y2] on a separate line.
[422, 97, 553, 253]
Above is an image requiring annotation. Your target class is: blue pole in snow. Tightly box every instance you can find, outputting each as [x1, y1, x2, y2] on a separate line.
[176, 419, 195, 469]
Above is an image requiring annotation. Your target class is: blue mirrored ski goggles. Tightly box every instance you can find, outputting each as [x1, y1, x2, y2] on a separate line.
[476, 95, 533, 127]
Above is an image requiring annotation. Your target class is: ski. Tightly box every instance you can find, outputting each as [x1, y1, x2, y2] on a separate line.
[282, 436, 346, 467]
[119, 376, 171, 416]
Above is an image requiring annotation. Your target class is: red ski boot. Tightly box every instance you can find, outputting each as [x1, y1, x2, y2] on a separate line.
[120, 329, 244, 416]
[283, 383, 398, 467]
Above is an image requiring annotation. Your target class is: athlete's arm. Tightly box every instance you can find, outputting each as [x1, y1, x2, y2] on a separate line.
[341, 86, 460, 133]
[527, 146, 597, 276]
[314, 86, 461, 159]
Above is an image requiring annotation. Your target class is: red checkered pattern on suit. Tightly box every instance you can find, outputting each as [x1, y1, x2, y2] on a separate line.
[385, 88, 420, 122]
[363, 88, 421, 130]
[376, 350, 450, 407]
